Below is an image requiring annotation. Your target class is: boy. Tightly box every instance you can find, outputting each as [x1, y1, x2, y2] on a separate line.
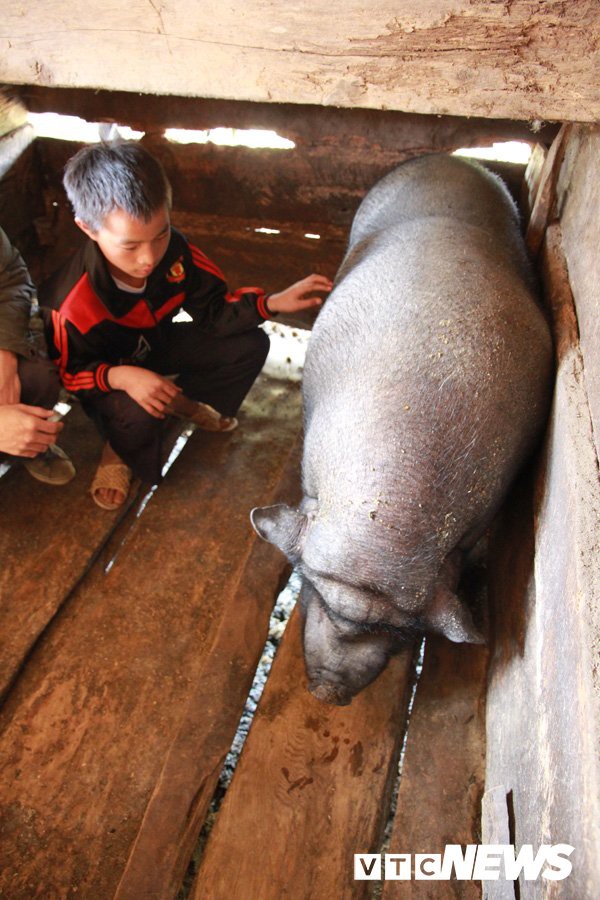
[39, 142, 331, 509]
[0, 225, 74, 483]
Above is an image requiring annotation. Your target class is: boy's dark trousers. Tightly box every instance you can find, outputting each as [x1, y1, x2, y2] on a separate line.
[83, 322, 270, 484]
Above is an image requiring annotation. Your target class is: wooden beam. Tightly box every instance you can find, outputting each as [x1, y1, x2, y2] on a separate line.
[1, 3, 598, 122]
[525, 124, 572, 257]
[9, 85, 560, 147]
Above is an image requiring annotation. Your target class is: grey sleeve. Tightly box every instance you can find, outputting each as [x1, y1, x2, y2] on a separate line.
[0, 226, 36, 357]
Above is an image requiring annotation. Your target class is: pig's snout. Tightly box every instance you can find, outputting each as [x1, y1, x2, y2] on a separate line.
[300, 580, 396, 706]
[307, 674, 353, 707]
[304, 641, 389, 706]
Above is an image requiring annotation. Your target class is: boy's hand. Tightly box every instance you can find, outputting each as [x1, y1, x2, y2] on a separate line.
[267, 274, 333, 315]
[108, 365, 182, 419]
[0, 349, 21, 406]
[0, 404, 62, 457]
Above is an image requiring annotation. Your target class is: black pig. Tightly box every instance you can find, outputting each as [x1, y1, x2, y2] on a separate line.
[252, 155, 553, 705]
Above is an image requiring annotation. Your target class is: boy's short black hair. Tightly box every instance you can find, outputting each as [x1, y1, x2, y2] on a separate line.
[63, 141, 173, 232]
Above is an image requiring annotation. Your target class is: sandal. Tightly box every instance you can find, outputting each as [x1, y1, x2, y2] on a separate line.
[24, 444, 76, 485]
[171, 400, 238, 433]
[90, 461, 132, 510]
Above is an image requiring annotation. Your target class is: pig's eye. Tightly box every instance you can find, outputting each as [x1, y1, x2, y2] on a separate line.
[302, 565, 415, 633]
[305, 571, 385, 623]
[303, 564, 384, 599]
[332, 614, 372, 637]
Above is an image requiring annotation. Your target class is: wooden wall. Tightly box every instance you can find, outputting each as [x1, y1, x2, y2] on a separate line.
[484, 125, 600, 897]
[0, 85, 557, 324]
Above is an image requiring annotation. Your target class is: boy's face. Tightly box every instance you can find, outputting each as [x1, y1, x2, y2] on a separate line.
[76, 205, 171, 288]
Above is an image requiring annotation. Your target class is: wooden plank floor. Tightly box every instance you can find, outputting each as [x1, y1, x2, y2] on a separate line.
[192, 620, 488, 900]
[0, 377, 489, 900]
[0, 404, 143, 701]
[0, 374, 302, 899]
[192, 609, 417, 900]
[382, 637, 489, 899]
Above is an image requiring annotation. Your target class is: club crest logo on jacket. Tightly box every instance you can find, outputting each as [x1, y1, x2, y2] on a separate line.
[166, 258, 185, 283]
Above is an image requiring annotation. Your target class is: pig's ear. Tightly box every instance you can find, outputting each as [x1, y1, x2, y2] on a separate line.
[426, 585, 485, 644]
[250, 504, 307, 561]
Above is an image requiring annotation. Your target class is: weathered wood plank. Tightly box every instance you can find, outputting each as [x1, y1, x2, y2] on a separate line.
[113, 438, 302, 900]
[0, 403, 142, 702]
[11, 85, 560, 148]
[556, 124, 600, 466]
[1, 2, 598, 121]
[382, 636, 488, 898]
[540, 224, 579, 360]
[483, 220, 600, 897]
[0, 375, 303, 899]
[192, 608, 416, 900]
[525, 124, 572, 257]
[521, 143, 546, 221]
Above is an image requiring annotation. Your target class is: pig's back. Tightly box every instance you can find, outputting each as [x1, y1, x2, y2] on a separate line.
[348, 154, 532, 290]
[302, 212, 552, 542]
[305, 215, 546, 401]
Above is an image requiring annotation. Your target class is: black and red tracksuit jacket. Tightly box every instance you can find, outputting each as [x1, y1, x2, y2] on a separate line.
[38, 228, 271, 399]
